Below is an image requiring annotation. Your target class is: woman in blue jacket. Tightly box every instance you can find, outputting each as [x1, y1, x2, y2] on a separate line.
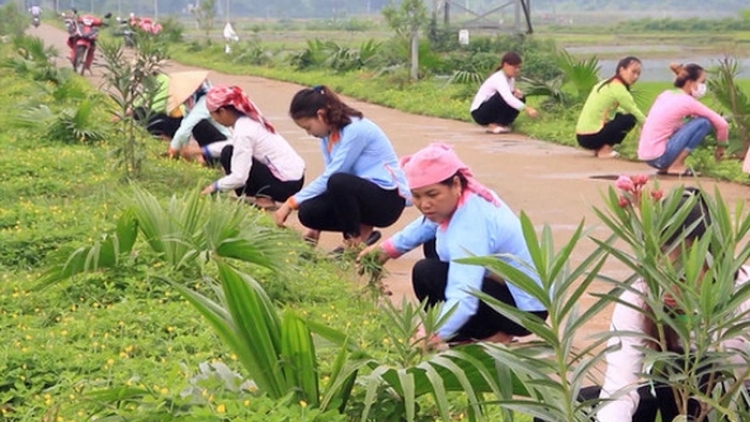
[274, 85, 409, 251]
[360, 143, 547, 346]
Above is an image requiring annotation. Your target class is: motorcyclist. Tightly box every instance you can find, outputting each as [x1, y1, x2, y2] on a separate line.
[29, 5, 41, 27]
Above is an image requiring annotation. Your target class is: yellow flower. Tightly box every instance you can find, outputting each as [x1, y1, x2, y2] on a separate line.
[216, 404, 226, 414]
[299, 400, 307, 408]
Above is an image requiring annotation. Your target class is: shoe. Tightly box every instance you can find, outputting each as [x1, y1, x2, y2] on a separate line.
[330, 230, 382, 256]
[656, 169, 700, 178]
[486, 125, 511, 134]
[596, 150, 620, 158]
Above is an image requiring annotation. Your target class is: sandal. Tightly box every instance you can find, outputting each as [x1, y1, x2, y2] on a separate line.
[656, 169, 700, 178]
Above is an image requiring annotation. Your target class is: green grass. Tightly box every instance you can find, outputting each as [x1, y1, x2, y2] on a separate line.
[0, 45, 424, 421]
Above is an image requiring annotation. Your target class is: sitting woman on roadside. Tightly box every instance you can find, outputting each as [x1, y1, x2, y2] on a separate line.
[359, 143, 547, 347]
[199, 85, 305, 210]
[167, 80, 232, 163]
[637, 63, 729, 176]
[576, 56, 646, 158]
[597, 187, 750, 422]
[273, 85, 409, 251]
[470, 51, 538, 134]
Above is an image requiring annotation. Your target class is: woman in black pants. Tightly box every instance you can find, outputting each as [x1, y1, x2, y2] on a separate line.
[274, 85, 409, 251]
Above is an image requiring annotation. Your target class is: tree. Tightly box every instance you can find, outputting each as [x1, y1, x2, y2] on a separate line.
[192, 0, 216, 39]
[382, 0, 429, 81]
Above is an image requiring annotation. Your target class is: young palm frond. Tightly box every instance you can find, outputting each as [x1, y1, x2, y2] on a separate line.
[556, 50, 600, 103]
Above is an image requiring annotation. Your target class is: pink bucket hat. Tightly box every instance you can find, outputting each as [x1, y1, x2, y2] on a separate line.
[401, 143, 500, 206]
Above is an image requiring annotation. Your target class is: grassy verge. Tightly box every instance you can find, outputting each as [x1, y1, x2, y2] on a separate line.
[0, 42, 418, 421]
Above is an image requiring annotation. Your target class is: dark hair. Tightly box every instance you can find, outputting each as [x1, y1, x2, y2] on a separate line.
[663, 187, 710, 247]
[670, 63, 704, 88]
[645, 187, 711, 352]
[439, 172, 469, 190]
[492, 51, 522, 74]
[218, 105, 242, 117]
[288, 85, 363, 131]
[598, 56, 640, 92]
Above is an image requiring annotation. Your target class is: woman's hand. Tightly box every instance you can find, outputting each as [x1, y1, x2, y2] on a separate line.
[274, 203, 292, 227]
[715, 146, 726, 161]
[525, 106, 538, 118]
[411, 324, 445, 352]
[356, 243, 390, 266]
[200, 183, 217, 195]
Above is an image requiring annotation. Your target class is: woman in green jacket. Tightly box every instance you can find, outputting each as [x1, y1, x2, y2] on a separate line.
[576, 56, 646, 158]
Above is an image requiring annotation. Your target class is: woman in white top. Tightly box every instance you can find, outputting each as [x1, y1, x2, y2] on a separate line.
[470, 51, 538, 134]
[597, 187, 750, 422]
[199, 85, 305, 210]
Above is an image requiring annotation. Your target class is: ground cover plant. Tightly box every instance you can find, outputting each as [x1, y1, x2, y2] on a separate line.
[0, 37, 545, 422]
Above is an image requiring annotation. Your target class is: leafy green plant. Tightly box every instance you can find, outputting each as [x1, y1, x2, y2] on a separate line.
[15, 99, 109, 144]
[708, 57, 750, 155]
[382, 0, 429, 80]
[97, 37, 167, 179]
[555, 50, 601, 104]
[0, 3, 27, 37]
[592, 184, 750, 421]
[459, 215, 613, 422]
[2, 35, 65, 84]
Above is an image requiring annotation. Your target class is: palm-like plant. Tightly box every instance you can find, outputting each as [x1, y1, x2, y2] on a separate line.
[38, 186, 535, 421]
[15, 99, 109, 144]
[1, 35, 65, 84]
[555, 50, 600, 104]
[708, 58, 750, 154]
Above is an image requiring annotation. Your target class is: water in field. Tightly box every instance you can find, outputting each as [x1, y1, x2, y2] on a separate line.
[566, 46, 750, 82]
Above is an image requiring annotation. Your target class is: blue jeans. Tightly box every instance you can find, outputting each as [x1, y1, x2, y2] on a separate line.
[645, 117, 712, 170]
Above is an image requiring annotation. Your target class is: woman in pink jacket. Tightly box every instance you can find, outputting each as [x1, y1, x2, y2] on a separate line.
[637, 63, 728, 176]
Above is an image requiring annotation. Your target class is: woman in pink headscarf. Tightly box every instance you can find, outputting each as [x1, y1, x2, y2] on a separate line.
[359, 143, 547, 348]
[200, 85, 305, 210]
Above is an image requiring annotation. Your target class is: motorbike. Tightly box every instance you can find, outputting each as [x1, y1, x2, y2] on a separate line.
[31, 15, 40, 28]
[66, 12, 112, 75]
[113, 18, 135, 47]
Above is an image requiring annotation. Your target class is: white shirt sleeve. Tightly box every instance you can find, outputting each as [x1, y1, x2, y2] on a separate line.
[492, 73, 526, 111]
[597, 282, 649, 422]
[215, 121, 261, 191]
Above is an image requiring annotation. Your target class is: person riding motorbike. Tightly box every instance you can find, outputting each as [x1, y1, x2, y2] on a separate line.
[29, 5, 41, 27]
[65, 9, 112, 74]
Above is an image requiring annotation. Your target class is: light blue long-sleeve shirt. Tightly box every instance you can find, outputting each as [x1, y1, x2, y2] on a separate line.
[169, 96, 232, 151]
[382, 193, 544, 339]
[291, 117, 410, 205]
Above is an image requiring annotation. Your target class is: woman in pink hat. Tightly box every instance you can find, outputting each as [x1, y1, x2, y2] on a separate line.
[200, 85, 305, 210]
[359, 143, 547, 347]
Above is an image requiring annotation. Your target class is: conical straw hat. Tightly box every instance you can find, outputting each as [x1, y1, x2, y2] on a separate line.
[166, 70, 209, 113]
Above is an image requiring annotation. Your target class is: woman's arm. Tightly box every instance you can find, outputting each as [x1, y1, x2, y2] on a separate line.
[597, 284, 649, 422]
[289, 121, 371, 207]
[685, 98, 729, 142]
[612, 83, 646, 123]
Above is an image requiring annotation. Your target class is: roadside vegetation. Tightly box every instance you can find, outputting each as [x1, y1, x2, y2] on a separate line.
[4, 7, 750, 421]
[169, 15, 750, 183]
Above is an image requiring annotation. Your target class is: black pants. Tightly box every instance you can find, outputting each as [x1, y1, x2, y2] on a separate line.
[471, 92, 525, 126]
[576, 113, 637, 151]
[133, 107, 183, 139]
[192, 119, 227, 147]
[533, 368, 721, 422]
[412, 252, 548, 342]
[297, 173, 405, 239]
[220, 145, 303, 202]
